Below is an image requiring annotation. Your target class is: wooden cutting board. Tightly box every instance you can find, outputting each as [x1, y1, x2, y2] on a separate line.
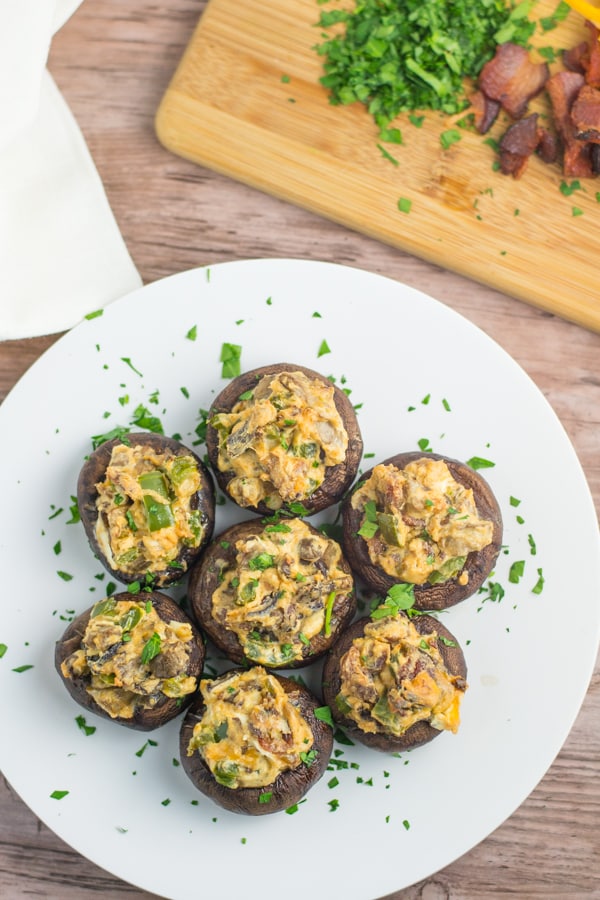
[156, 0, 600, 332]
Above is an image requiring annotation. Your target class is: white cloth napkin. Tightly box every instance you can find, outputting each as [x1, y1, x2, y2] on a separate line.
[0, 0, 142, 341]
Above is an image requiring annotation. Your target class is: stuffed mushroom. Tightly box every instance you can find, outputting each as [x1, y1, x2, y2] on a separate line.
[180, 666, 333, 815]
[55, 591, 205, 731]
[322, 605, 467, 752]
[188, 517, 356, 668]
[341, 452, 503, 610]
[205, 363, 363, 516]
[77, 432, 215, 587]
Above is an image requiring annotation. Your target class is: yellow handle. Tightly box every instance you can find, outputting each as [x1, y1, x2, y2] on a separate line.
[563, 0, 600, 27]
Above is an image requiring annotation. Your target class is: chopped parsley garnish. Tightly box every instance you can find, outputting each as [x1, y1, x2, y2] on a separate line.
[315, 0, 535, 129]
[121, 357, 143, 377]
[371, 583, 416, 618]
[220, 343, 242, 378]
[186, 324, 198, 341]
[91, 425, 130, 449]
[75, 715, 97, 736]
[65, 496, 80, 524]
[135, 738, 158, 758]
[440, 129, 462, 150]
[508, 560, 525, 583]
[315, 705, 335, 727]
[377, 143, 399, 166]
[57, 570, 73, 582]
[300, 749, 318, 766]
[140, 632, 162, 665]
[129, 403, 164, 434]
[50, 790, 69, 800]
[285, 501, 311, 517]
[248, 553, 275, 571]
[324, 590, 336, 636]
[532, 568, 545, 594]
[478, 580, 505, 604]
[0, 643, 7, 658]
[466, 455, 495, 470]
[317, 339, 331, 358]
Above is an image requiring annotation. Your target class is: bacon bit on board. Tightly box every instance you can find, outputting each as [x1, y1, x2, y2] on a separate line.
[571, 83, 600, 141]
[473, 25, 600, 179]
[478, 42, 549, 119]
[470, 89, 501, 134]
[498, 114, 542, 177]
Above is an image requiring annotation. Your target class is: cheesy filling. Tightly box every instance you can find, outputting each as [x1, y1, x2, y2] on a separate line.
[336, 614, 466, 736]
[211, 370, 348, 509]
[351, 459, 494, 585]
[94, 442, 206, 575]
[211, 518, 353, 666]
[60, 598, 197, 718]
[187, 667, 314, 789]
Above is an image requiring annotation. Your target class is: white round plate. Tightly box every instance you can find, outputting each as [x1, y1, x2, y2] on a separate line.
[0, 259, 598, 900]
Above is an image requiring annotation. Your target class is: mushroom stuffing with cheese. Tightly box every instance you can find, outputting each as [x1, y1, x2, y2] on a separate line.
[322, 600, 468, 752]
[179, 666, 333, 815]
[55, 592, 205, 730]
[342, 451, 503, 610]
[77, 433, 215, 587]
[188, 516, 356, 668]
[205, 363, 363, 515]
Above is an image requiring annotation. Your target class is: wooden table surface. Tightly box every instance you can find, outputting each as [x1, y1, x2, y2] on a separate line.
[1, 1, 599, 897]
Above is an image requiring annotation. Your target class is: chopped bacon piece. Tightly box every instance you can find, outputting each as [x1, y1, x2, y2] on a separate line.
[546, 70, 594, 177]
[498, 114, 541, 178]
[546, 70, 585, 139]
[563, 139, 593, 177]
[563, 41, 590, 75]
[584, 21, 600, 87]
[478, 42, 549, 119]
[536, 127, 559, 165]
[468, 89, 501, 134]
[571, 84, 600, 143]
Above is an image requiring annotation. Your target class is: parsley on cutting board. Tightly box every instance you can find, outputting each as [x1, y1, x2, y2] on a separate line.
[315, 0, 538, 129]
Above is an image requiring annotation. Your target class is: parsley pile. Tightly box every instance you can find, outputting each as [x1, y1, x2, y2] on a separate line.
[315, 0, 536, 130]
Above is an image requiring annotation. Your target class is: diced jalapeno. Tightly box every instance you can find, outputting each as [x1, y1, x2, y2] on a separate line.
[427, 555, 466, 584]
[169, 456, 197, 488]
[115, 548, 140, 566]
[138, 471, 175, 531]
[238, 579, 259, 604]
[214, 761, 239, 786]
[90, 597, 118, 618]
[376, 512, 402, 547]
[119, 605, 143, 632]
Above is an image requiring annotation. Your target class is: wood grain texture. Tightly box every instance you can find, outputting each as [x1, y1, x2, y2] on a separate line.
[0, 0, 599, 897]
[155, 0, 600, 332]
